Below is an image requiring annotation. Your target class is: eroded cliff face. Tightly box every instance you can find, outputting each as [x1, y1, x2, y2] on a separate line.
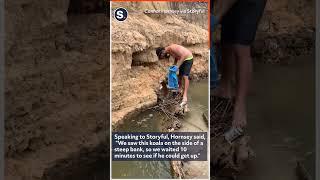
[111, 2, 209, 125]
[214, 0, 315, 63]
[254, 0, 315, 63]
[5, 1, 109, 179]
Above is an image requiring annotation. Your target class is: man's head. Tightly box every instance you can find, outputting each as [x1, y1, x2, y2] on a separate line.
[156, 47, 169, 59]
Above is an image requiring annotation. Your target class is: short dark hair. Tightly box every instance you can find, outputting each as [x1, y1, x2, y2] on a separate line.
[156, 47, 165, 58]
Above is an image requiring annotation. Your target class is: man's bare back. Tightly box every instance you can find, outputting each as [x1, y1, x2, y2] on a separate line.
[165, 44, 193, 63]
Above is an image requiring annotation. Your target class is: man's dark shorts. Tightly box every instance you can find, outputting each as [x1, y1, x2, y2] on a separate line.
[221, 0, 267, 45]
[179, 59, 193, 77]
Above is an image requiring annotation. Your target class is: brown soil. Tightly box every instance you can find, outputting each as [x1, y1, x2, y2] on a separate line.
[3, 0, 316, 179]
[5, 1, 109, 179]
[255, 0, 315, 63]
[214, 0, 315, 64]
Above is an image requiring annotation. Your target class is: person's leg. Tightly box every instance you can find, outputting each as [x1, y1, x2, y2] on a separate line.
[221, 0, 266, 128]
[215, 43, 235, 98]
[215, 1, 237, 98]
[232, 44, 252, 128]
[178, 61, 186, 94]
[180, 60, 193, 103]
[178, 74, 183, 93]
[182, 76, 189, 102]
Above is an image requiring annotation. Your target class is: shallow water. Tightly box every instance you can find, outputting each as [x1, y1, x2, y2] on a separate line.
[178, 80, 209, 179]
[179, 80, 209, 132]
[112, 80, 209, 179]
[238, 55, 315, 180]
[112, 110, 172, 179]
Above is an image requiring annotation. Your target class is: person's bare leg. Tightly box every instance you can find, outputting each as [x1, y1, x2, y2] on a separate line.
[233, 44, 252, 128]
[178, 74, 183, 94]
[215, 43, 235, 98]
[182, 76, 189, 102]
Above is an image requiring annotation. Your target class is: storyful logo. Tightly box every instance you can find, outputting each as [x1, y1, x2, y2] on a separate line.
[114, 7, 128, 22]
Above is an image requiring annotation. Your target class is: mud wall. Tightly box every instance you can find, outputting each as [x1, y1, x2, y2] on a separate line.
[170, 2, 208, 29]
[3, 0, 316, 179]
[213, 0, 315, 63]
[5, 0, 109, 179]
[254, 0, 315, 63]
[111, 2, 208, 33]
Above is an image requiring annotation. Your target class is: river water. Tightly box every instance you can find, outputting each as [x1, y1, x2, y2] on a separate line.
[238, 55, 315, 180]
[112, 110, 172, 179]
[112, 80, 209, 179]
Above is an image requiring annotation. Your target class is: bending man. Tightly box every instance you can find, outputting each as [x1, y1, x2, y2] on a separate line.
[156, 44, 193, 105]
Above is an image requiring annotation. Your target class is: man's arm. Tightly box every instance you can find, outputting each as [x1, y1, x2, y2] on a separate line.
[173, 57, 183, 67]
[175, 56, 186, 67]
[214, 0, 238, 25]
[164, 45, 180, 66]
[164, 46, 172, 54]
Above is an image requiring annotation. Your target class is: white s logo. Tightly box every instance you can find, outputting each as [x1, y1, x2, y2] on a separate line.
[116, 11, 124, 19]
[114, 8, 128, 22]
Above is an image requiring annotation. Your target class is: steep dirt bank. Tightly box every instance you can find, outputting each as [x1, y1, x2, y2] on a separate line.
[253, 0, 315, 64]
[111, 2, 209, 126]
[5, 1, 109, 179]
[214, 0, 315, 64]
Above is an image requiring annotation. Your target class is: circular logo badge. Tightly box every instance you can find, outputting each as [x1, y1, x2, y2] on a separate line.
[114, 8, 128, 22]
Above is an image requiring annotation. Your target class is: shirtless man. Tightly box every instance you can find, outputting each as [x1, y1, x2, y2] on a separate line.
[156, 44, 193, 104]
